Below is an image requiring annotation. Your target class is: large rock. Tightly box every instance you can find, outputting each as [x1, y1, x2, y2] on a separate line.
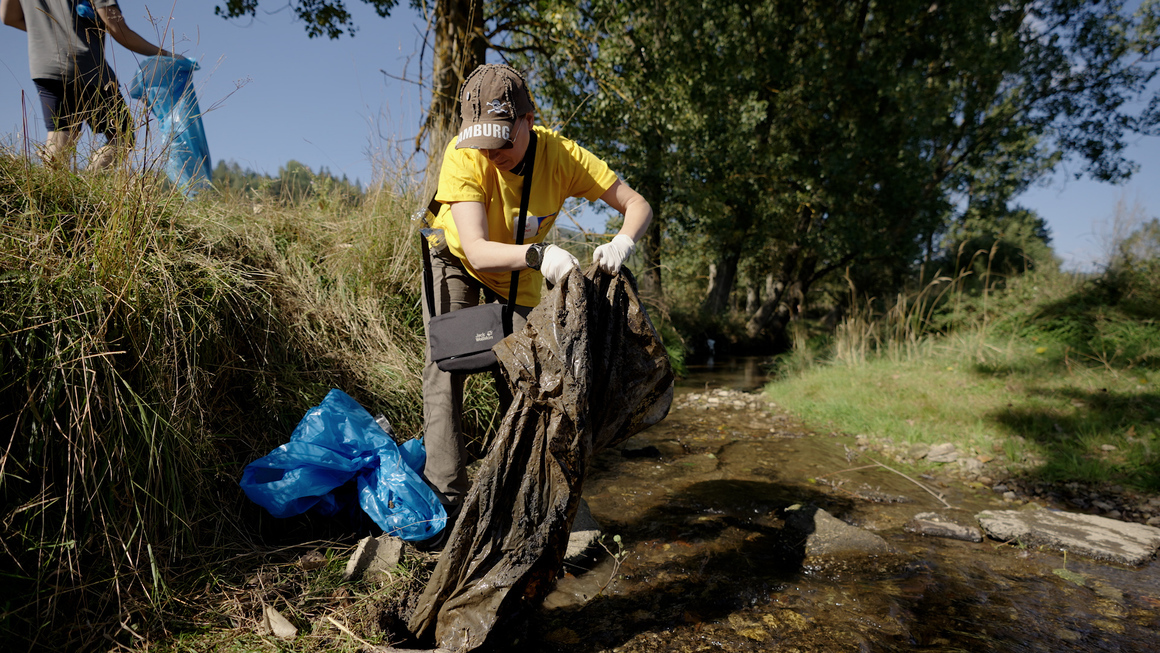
[926, 443, 958, 463]
[905, 512, 983, 542]
[782, 505, 906, 575]
[565, 498, 602, 563]
[343, 534, 403, 582]
[977, 509, 1160, 565]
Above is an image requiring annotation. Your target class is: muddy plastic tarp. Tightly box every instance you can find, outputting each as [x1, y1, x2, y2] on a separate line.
[408, 266, 674, 650]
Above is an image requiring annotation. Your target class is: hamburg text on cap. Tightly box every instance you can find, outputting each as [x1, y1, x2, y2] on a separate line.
[456, 64, 535, 150]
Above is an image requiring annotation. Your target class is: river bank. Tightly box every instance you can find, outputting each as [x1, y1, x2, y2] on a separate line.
[123, 379, 1160, 653]
[679, 386, 1160, 528]
[517, 383, 1160, 652]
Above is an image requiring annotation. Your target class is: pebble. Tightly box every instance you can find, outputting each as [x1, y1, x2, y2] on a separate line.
[927, 443, 958, 463]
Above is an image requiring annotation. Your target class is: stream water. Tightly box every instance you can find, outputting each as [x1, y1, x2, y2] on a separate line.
[520, 358, 1160, 652]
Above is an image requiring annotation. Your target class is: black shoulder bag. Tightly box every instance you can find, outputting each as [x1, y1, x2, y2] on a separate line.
[422, 132, 537, 374]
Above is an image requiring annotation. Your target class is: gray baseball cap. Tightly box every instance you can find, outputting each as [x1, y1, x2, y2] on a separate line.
[456, 64, 535, 149]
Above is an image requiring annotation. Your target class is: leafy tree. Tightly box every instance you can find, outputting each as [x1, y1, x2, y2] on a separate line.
[215, 0, 402, 39]
[1119, 218, 1160, 265]
[211, 159, 266, 194]
[514, 0, 1160, 342]
[211, 159, 364, 205]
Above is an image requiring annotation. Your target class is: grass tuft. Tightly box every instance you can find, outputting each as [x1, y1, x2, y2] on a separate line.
[0, 149, 475, 651]
[768, 257, 1160, 492]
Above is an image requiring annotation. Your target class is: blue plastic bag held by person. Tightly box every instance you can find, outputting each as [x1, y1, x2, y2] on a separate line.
[240, 389, 446, 541]
[128, 56, 212, 196]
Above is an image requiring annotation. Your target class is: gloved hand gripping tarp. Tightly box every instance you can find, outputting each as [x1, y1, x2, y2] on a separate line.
[128, 56, 211, 196]
[408, 266, 674, 650]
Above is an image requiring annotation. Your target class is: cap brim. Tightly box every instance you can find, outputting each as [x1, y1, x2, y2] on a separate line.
[455, 119, 515, 150]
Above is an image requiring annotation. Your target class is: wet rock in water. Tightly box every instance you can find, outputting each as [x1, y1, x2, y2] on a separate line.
[782, 505, 906, 570]
[622, 445, 662, 459]
[653, 439, 686, 458]
[926, 443, 958, 463]
[852, 488, 914, 504]
[977, 509, 1160, 565]
[565, 498, 602, 563]
[905, 512, 983, 542]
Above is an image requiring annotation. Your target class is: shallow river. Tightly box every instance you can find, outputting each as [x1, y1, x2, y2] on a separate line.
[517, 359, 1160, 652]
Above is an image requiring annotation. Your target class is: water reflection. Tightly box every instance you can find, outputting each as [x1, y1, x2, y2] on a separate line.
[680, 356, 771, 392]
[526, 361, 1160, 653]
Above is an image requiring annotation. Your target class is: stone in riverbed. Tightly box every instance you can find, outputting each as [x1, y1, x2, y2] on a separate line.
[565, 498, 602, 563]
[905, 512, 983, 542]
[926, 443, 958, 463]
[976, 509, 1160, 565]
[781, 505, 908, 575]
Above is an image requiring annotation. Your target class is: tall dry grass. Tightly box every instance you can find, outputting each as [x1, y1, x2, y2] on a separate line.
[825, 241, 1028, 368]
[0, 149, 438, 651]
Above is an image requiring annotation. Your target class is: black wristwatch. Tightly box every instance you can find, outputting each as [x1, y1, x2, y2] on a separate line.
[525, 243, 546, 271]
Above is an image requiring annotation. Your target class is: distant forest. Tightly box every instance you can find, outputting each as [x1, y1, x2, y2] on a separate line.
[211, 159, 363, 205]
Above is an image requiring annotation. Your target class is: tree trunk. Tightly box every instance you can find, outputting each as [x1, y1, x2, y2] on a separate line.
[637, 211, 663, 299]
[630, 127, 666, 300]
[746, 279, 788, 340]
[746, 248, 817, 339]
[635, 170, 665, 299]
[422, 0, 487, 185]
[702, 250, 739, 315]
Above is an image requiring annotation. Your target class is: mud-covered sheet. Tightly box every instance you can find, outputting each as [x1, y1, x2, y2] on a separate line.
[408, 266, 674, 650]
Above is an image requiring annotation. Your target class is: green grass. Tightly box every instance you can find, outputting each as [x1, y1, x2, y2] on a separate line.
[0, 148, 685, 652]
[766, 267, 1160, 491]
[0, 151, 453, 652]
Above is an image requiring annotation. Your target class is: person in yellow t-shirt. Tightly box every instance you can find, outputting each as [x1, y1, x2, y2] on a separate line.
[417, 63, 651, 549]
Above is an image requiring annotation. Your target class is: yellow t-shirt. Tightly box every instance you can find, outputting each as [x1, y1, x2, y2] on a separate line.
[433, 125, 619, 306]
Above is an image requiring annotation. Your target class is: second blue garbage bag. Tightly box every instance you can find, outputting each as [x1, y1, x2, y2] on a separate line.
[240, 389, 446, 541]
[128, 56, 212, 196]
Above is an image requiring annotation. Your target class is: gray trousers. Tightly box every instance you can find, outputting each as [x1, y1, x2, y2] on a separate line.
[421, 250, 531, 509]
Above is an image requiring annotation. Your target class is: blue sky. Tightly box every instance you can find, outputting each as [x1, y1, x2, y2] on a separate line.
[1, 1, 1157, 269]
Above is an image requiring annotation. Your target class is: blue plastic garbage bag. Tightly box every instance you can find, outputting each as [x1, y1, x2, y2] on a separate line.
[128, 56, 212, 196]
[239, 389, 446, 541]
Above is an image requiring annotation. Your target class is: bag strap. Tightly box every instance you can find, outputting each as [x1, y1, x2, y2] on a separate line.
[421, 222, 437, 318]
[505, 130, 537, 333]
[421, 130, 538, 335]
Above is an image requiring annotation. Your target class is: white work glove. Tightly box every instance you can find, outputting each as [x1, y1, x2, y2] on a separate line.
[540, 244, 579, 285]
[592, 234, 636, 275]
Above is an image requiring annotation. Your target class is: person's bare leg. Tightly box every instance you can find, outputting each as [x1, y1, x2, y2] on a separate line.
[41, 129, 80, 168]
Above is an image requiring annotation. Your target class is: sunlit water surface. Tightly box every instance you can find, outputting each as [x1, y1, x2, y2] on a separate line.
[521, 358, 1160, 652]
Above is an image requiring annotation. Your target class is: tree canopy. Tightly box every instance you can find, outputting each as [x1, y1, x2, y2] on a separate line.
[215, 0, 405, 39]
[220, 0, 1160, 345]
[511, 0, 1159, 338]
